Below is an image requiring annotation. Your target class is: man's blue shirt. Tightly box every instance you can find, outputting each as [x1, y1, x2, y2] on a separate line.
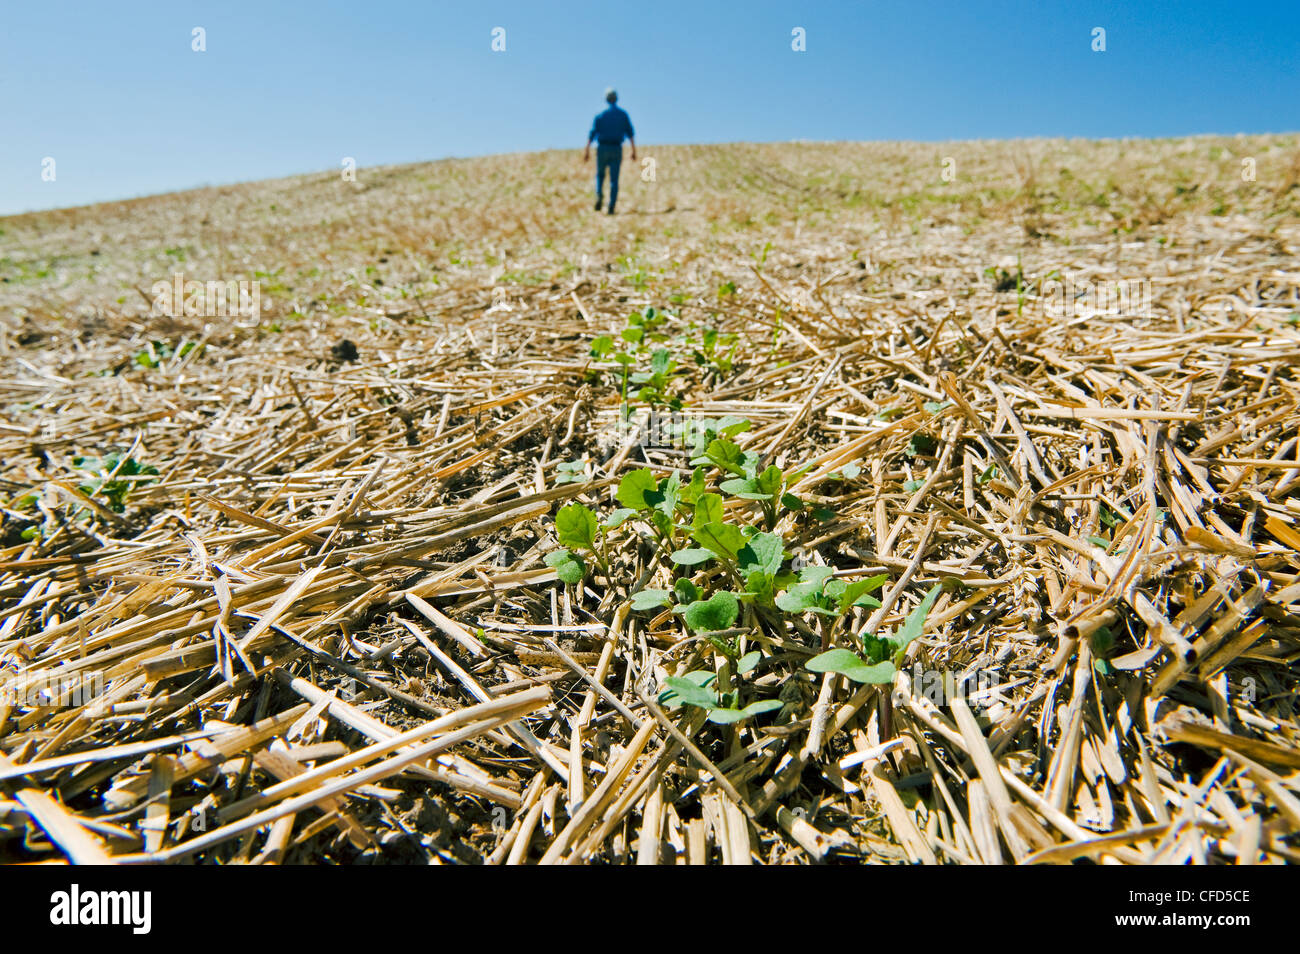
[589, 105, 634, 146]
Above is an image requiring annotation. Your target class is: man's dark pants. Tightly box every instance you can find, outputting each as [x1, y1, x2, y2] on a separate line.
[595, 144, 622, 212]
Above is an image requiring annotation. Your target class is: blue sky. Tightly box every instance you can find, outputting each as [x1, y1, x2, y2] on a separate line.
[3, 0, 1297, 214]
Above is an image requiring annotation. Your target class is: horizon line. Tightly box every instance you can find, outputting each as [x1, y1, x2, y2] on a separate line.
[5, 129, 1296, 221]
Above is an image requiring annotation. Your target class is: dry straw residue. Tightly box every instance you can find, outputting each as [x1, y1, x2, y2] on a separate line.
[1, 136, 1299, 864]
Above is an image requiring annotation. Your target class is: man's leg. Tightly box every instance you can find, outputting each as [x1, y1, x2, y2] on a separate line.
[607, 155, 621, 213]
[594, 150, 606, 210]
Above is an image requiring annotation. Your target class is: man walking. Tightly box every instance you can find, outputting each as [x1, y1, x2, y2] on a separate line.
[584, 88, 636, 214]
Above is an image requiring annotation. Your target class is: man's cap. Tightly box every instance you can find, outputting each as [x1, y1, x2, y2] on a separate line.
[604, 87, 617, 103]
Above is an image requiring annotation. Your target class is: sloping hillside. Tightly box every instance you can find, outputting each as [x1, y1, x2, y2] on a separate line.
[2, 136, 1300, 864]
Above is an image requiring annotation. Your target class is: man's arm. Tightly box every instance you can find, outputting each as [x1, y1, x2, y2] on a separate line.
[628, 137, 636, 161]
[584, 119, 596, 162]
[625, 114, 636, 160]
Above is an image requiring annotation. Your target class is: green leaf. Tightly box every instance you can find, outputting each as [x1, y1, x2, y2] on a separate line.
[683, 591, 739, 633]
[544, 549, 586, 584]
[673, 578, 702, 604]
[700, 438, 747, 476]
[755, 465, 784, 497]
[691, 521, 745, 561]
[906, 433, 936, 458]
[705, 707, 748, 724]
[589, 335, 614, 357]
[646, 473, 680, 515]
[671, 547, 714, 565]
[775, 581, 826, 614]
[889, 583, 944, 654]
[679, 466, 707, 506]
[806, 650, 896, 684]
[630, 589, 671, 611]
[844, 661, 897, 684]
[831, 574, 889, 614]
[668, 669, 716, 690]
[555, 503, 598, 551]
[1089, 624, 1116, 656]
[554, 460, 588, 485]
[774, 564, 837, 616]
[71, 453, 157, 512]
[692, 493, 724, 529]
[662, 675, 717, 709]
[799, 565, 835, 586]
[1098, 506, 1126, 529]
[616, 469, 658, 511]
[744, 570, 776, 605]
[806, 648, 867, 673]
[741, 699, 783, 717]
[737, 651, 762, 675]
[737, 531, 785, 578]
[719, 477, 757, 497]
[601, 507, 637, 530]
[718, 417, 751, 438]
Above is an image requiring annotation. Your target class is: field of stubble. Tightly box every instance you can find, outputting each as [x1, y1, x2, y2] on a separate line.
[2, 135, 1299, 864]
